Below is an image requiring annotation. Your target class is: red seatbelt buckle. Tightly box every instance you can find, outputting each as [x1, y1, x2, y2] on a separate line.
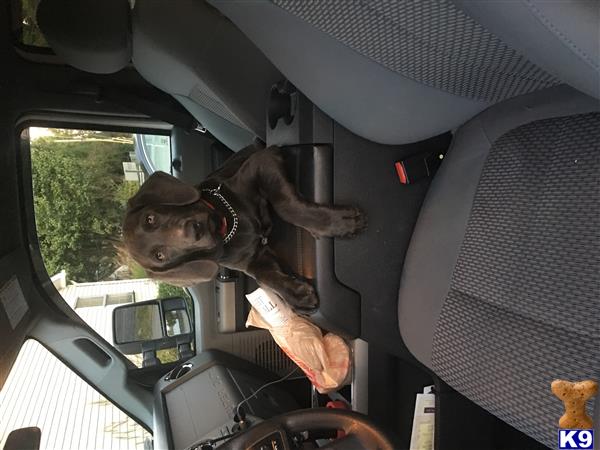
[395, 161, 410, 184]
[395, 151, 446, 185]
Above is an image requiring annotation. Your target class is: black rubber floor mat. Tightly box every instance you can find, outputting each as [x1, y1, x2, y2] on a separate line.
[332, 125, 451, 356]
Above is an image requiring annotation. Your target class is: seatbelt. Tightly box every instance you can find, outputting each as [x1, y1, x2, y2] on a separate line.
[395, 149, 447, 185]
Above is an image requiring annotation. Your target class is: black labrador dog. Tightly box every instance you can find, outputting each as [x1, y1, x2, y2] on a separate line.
[122, 145, 365, 312]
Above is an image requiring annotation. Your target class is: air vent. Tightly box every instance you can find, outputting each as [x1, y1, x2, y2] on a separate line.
[230, 330, 296, 376]
[254, 340, 295, 376]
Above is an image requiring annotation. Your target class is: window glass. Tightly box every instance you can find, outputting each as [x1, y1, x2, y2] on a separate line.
[134, 134, 172, 174]
[17, 0, 49, 47]
[0, 340, 151, 449]
[27, 127, 192, 367]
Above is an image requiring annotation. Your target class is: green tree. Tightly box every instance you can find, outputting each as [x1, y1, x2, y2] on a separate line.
[50, 129, 133, 142]
[31, 136, 133, 281]
[157, 283, 190, 300]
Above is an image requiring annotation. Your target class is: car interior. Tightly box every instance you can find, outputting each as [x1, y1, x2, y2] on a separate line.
[0, 0, 598, 449]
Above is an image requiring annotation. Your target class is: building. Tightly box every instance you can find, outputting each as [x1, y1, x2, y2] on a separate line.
[0, 273, 159, 450]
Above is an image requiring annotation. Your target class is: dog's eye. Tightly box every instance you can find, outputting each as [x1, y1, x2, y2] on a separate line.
[145, 214, 156, 225]
[155, 251, 165, 261]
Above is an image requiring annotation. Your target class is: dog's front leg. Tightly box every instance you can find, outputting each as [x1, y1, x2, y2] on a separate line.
[245, 247, 318, 313]
[254, 147, 366, 238]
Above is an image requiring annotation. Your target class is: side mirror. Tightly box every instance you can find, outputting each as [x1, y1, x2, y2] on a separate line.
[112, 297, 193, 367]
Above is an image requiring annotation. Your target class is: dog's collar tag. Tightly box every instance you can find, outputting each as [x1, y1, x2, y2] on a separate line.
[201, 183, 238, 244]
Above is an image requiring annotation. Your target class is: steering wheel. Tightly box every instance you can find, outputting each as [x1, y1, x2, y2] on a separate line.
[217, 407, 398, 450]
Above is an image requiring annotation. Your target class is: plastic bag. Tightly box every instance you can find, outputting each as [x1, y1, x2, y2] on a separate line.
[246, 288, 351, 394]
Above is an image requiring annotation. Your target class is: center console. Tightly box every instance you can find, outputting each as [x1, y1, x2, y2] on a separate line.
[152, 350, 297, 450]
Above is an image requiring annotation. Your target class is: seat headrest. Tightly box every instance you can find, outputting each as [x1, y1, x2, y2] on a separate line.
[37, 0, 132, 74]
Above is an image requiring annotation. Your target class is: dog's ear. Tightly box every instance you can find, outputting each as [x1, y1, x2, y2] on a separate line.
[128, 171, 200, 210]
[147, 260, 219, 287]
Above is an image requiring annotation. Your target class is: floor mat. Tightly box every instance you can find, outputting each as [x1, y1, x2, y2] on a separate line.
[332, 125, 451, 356]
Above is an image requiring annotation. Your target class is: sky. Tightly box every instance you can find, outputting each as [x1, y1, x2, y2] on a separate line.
[28, 127, 54, 141]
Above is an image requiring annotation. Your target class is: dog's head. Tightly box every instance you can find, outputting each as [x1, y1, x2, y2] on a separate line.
[122, 172, 225, 286]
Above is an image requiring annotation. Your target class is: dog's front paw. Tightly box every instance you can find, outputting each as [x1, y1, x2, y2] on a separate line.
[290, 282, 319, 314]
[329, 206, 367, 238]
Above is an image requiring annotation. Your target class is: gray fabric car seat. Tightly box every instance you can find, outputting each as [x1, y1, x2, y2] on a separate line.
[131, 0, 283, 150]
[398, 85, 600, 448]
[456, 0, 600, 100]
[37, 0, 283, 151]
[210, 0, 599, 145]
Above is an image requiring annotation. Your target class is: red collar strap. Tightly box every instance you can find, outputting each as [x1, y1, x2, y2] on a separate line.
[201, 199, 228, 238]
[201, 199, 215, 210]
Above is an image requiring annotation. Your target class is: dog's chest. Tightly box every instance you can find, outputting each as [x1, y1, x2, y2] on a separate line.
[227, 191, 272, 243]
[257, 197, 272, 236]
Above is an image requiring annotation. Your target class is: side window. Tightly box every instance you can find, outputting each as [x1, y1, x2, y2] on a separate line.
[0, 340, 151, 449]
[14, 0, 48, 48]
[14, 0, 137, 49]
[27, 127, 193, 367]
[134, 134, 172, 174]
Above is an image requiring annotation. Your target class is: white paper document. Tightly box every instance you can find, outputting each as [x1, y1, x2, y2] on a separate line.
[409, 385, 435, 450]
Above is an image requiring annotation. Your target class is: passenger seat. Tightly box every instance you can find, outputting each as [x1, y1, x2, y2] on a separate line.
[210, 0, 598, 145]
[397, 86, 599, 449]
[37, 0, 283, 151]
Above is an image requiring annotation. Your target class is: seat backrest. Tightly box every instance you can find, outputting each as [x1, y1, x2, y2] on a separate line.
[37, 0, 283, 151]
[398, 85, 600, 448]
[209, 0, 562, 144]
[131, 0, 283, 150]
[456, 0, 600, 100]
